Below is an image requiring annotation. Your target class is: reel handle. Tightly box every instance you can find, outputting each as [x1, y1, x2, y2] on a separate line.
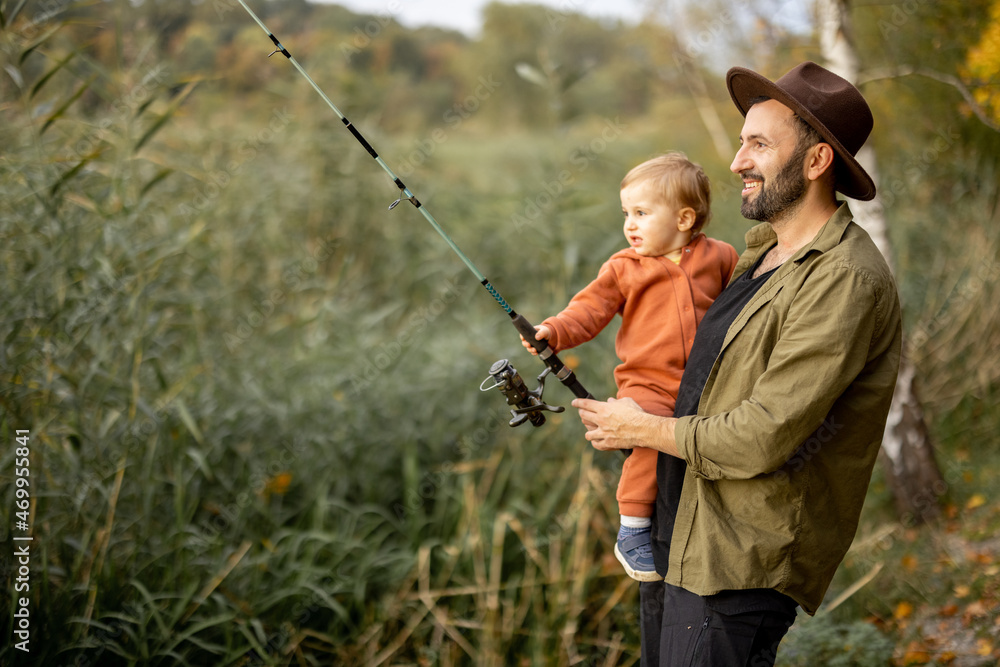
[483, 359, 564, 427]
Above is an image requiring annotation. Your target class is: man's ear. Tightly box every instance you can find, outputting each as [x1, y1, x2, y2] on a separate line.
[807, 143, 836, 182]
[677, 207, 697, 231]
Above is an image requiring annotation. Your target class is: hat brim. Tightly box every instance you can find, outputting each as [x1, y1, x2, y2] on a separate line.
[726, 66, 876, 202]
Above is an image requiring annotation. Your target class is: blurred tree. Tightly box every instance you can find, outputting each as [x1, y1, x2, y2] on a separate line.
[128, 0, 195, 49]
[214, 24, 281, 91]
[513, 48, 593, 124]
[820, 0, 1000, 521]
[639, 2, 735, 161]
[472, 2, 551, 125]
[517, 11, 621, 123]
[173, 21, 218, 76]
[389, 33, 426, 80]
[819, 0, 944, 525]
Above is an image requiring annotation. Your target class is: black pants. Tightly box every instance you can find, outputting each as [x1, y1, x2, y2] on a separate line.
[639, 581, 796, 667]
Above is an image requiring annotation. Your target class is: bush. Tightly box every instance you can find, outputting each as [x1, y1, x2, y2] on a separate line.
[777, 618, 895, 667]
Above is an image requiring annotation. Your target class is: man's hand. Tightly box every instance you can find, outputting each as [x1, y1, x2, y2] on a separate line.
[572, 397, 680, 457]
[572, 396, 646, 450]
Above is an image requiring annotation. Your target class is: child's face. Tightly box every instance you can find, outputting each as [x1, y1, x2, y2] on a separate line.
[620, 180, 694, 257]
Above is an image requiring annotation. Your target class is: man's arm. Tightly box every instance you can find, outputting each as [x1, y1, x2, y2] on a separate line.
[573, 259, 893, 479]
[572, 397, 680, 457]
[675, 262, 886, 480]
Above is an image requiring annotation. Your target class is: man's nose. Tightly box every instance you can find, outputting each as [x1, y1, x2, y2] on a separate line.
[730, 144, 752, 174]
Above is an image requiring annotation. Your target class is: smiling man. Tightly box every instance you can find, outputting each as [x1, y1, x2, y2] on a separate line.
[572, 62, 903, 666]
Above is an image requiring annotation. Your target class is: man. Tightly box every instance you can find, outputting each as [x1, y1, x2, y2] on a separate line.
[573, 62, 902, 666]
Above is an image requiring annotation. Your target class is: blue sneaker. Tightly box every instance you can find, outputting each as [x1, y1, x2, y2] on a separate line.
[614, 526, 660, 582]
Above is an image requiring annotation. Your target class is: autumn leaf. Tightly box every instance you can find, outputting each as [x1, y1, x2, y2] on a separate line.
[966, 494, 987, 510]
[965, 600, 990, 618]
[977, 638, 994, 656]
[901, 652, 930, 665]
[954, 584, 971, 598]
[972, 551, 994, 565]
[902, 554, 918, 571]
[895, 600, 915, 620]
[865, 614, 887, 631]
[901, 643, 930, 665]
[262, 471, 293, 497]
[940, 603, 959, 617]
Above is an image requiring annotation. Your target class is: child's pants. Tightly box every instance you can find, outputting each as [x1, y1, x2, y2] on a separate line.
[615, 399, 673, 518]
[616, 445, 659, 517]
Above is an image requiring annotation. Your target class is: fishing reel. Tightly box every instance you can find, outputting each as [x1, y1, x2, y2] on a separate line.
[481, 359, 565, 427]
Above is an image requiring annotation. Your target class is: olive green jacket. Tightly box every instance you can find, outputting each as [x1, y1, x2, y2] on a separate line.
[670, 203, 902, 615]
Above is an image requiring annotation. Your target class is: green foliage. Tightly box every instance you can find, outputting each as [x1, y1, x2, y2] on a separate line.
[777, 618, 895, 667]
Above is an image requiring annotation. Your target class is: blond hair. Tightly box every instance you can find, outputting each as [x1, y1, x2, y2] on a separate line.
[621, 152, 712, 233]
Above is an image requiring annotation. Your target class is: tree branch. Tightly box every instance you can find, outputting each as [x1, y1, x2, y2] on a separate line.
[859, 65, 1000, 133]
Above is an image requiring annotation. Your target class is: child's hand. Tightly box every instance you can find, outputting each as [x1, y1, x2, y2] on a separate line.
[519, 325, 551, 356]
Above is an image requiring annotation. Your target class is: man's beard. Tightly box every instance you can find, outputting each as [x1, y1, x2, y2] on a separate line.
[740, 144, 810, 222]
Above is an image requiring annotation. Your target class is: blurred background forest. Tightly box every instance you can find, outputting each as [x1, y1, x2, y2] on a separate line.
[1, 0, 999, 665]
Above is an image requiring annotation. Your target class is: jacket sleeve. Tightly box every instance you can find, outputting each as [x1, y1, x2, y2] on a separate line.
[674, 260, 887, 480]
[540, 258, 626, 352]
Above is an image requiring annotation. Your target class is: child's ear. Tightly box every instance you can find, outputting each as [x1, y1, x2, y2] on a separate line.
[677, 207, 697, 232]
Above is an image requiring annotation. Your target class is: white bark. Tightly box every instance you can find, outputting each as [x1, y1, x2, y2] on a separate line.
[817, 0, 943, 522]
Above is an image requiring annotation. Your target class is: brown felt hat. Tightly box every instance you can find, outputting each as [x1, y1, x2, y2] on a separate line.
[726, 61, 876, 201]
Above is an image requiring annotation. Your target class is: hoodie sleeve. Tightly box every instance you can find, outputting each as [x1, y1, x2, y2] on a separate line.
[540, 256, 627, 352]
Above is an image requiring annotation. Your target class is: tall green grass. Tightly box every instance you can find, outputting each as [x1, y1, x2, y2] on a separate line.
[0, 12, 647, 665]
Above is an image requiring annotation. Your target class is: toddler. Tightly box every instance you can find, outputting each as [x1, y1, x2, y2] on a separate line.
[523, 153, 738, 580]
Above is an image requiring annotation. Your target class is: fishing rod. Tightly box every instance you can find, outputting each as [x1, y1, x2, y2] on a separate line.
[235, 0, 593, 427]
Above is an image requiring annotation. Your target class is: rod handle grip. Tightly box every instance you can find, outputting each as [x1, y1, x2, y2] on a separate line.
[510, 313, 593, 400]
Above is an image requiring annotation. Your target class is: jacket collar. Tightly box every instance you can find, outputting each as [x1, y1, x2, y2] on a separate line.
[735, 202, 854, 279]
[721, 202, 856, 353]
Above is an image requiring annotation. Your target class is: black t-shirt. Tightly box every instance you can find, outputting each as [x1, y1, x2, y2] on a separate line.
[652, 250, 797, 614]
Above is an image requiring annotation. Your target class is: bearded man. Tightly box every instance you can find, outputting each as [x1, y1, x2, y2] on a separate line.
[573, 62, 902, 666]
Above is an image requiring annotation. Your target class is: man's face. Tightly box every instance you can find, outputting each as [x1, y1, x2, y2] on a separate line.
[730, 100, 810, 223]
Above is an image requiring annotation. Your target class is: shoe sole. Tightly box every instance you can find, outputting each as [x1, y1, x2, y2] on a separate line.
[614, 543, 663, 582]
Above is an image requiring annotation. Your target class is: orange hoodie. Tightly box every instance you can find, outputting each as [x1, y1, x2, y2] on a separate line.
[541, 233, 739, 416]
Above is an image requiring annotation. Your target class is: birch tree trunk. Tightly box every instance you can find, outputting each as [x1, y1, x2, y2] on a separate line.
[818, 0, 945, 524]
